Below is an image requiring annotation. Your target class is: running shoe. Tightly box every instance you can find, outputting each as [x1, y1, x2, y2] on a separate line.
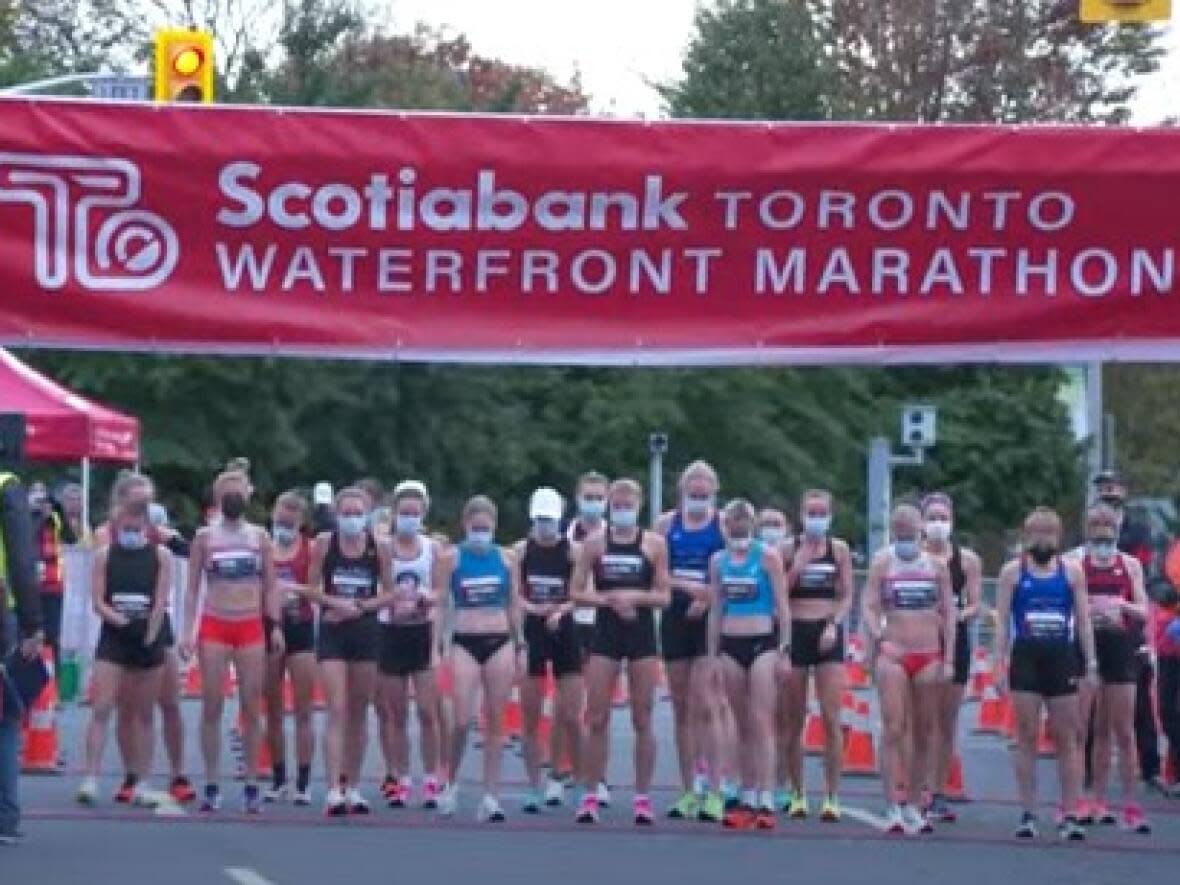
[900, 804, 928, 835]
[437, 783, 459, 818]
[721, 782, 741, 810]
[774, 788, 792, 813]
[421, 778, 441, 810]
[114, 777, 136, 804]
[522, 790, 542, 814]
[380, 775, 399, 801]
[787, 792, 809, 820]
[200, 784, 222, 814]
[576, 793, 599, 824]
[668, 791, 699, 819]
[169, 776, 197, 804]
[884, 804, 905, 835]
[347, 787, 371, 815]
[596, 782, 612, 807]
[1122, 804, 1151, 835]
[819, 796, 841, 823]
[1094, 801, 1116, 825]
[698, 792, 724, 823]
[1015, 812, 1039, 839]
[722, 805, 755, 830]
[478, 795, 506, 823]
[244, 784, 262, 815]
[324, 787, 348, 817]
[1075, 799, 1095, 826]
[293, 788, 313, 807]
[132, 784, 160, 809]
[76, 777, 98, 806]
[634, 795, 655, 826]
[754, 808, 777, 830]
[1059, 815, 1086, 842]
[544, 777, 565, 807]
[264, 782, 291, 804]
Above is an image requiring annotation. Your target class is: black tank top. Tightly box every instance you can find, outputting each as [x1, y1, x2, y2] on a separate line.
[323, 532, 380, 601]
[522, 538, 573, 604]
[595, 531, 654, 592]
[790, 537, 838, 601]
[106, 544, 159, 621]
[949, 543, 966, 609]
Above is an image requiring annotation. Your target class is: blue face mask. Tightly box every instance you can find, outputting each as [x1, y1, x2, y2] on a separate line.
[466, 528, 494, 551]
[272, 524, 297, 547]
[894, 540, 920, 561]
[338, 515, 368, 538]
[578, 498, 606, 520]
[804, 516, 831, 538]
[683, 495, 714, 517]
[1088, 540, 1117, 561]
[395, 514, 423, 537]
[760, 527, 787, 546]
[611, 507, 639, 528]
[118, 529, 147, 549]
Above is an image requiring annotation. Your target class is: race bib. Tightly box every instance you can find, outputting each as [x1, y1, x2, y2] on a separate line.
[110, 591, 150, 620]
[891, 579, 938, 611]
[1023, 610, 1068, 641]
[458, 575, 503, 607]
[721, 578, 758, 603]
[208, 550, 260, 582]
[526, 574, 567, 603]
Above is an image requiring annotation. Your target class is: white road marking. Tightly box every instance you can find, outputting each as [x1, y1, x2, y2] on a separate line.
[841, 805, 891, 831]
[225, 868, 278, 885]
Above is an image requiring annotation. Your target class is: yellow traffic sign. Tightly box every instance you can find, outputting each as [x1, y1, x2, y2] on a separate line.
[1080, 0, 1171, 22]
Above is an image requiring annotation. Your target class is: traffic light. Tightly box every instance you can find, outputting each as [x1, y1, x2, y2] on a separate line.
[1080, 0, 1171, 22]
[153, 28, 214, 103]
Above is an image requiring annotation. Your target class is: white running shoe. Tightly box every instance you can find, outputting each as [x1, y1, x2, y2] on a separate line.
[346, 787, 371, 815]
[438, 783, 459, 818]
[76, 777, 98, 806]
[885, 804, 905, 834]
[478, 794, 506, 823]
[596, 782, 612, 807]
[264, 783, 292, 803]
[544, 778, 565, 807]
[131, 784, 160, 809]
[324, 787, 348, 817]
[293, 788, 312, 807]
[900, 804, 927, 835]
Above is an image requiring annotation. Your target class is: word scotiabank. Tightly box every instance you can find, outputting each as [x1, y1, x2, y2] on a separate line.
[1, 101, 1179, 364]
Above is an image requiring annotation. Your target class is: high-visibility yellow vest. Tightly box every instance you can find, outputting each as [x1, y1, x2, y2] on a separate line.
[0, 471, 16, 610]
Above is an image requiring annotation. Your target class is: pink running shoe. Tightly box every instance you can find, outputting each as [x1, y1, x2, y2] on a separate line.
[634, 795, 654, 826]
[1122, 804, 1151, 835]
[421, 778, 440, 810]
[576, 793, 599, 824]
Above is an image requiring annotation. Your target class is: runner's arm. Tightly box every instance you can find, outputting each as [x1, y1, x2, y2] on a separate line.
[570, 540, 608, 607]
[146, 546, 172, 644]
[624, 534, 672, 609]
[860, 553, 886, 643]
[707, 553, 722, 658]
[960, 549, 984, 621]
[1068, 560, 1098, 676]
[767, 547, 791, 645]
[833, 538, 855, 623]
[360, 539, 397, 615]
[993, 562, 1016, 666]
[259, 531, 281, 623]
[183, 531, 206, 642]
[937, 559, 956, 672]
[1121, 556, 1150, 623]
[90, 547, 122, 625]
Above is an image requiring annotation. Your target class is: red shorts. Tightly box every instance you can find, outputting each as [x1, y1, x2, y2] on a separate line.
[198, 614, 264, 649]
[900, 650, 942, 679]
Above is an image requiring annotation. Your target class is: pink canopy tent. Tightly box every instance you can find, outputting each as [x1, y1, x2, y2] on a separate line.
[0, 348, 139, 527]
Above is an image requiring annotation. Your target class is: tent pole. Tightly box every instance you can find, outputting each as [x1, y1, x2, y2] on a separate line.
[81, 457, 91, 535]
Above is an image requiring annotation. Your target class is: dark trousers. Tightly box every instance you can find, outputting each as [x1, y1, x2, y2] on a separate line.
[1158, 657, 1180, 783]
[38, 591, 62, 675]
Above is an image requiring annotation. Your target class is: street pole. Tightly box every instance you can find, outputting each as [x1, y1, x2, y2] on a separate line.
[648, 432, 668, 528]
[1085, 360, 1104, 483]
[865, 436, 927, 557]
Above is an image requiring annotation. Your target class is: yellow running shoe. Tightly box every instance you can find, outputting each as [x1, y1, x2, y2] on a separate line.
[668, 791, 699, 819]
[820, 795, 841, 822]
[698, 792, 724, 823]
[788, 792, 809, 819]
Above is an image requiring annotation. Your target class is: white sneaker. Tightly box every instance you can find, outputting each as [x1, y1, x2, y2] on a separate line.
[885, 804, 905, 834]
[437, 783, 459, 818]
[293, 788, 312, 807]
[900, 804, 926, 835]
[131, 784, 160, 808]
[478, 794, 506, 823]
[596, 782, 612, 807]
[324, 787, 348, 817]
[544, 778, 565, 807]
[264, 783, 291, 803]
[346, 787, 371, 815]
[76, 777, 98, 806]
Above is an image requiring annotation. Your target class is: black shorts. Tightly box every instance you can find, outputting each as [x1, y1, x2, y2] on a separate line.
[265, 615, 315, 656]
[575, 621, 596, 662]
[159, 613, 175, 649]
[952, 622, 972, 687]
[1094, 629, 1138, 685]
[316, 616, 380, 663]
[39, 592, 62, 647]
[720, 630, 780, 671]
[660, 607, 709, 662]
[789, 618, 845, 668]
[453, 633, 511, 666]
[591, 609, 658, 662]
[95, 622, 166, 671]
[380, 622, 433, 676]
[524, 613, 582, 678]
[1009, 639, 1079, 698]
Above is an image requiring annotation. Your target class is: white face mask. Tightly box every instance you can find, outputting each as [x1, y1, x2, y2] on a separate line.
[925, 520, 952, 543]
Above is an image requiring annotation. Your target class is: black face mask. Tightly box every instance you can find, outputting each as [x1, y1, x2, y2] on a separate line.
[1028, 543, 1056, 565]
[221, 492, 247, 521]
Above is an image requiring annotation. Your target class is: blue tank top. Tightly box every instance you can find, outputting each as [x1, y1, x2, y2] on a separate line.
[719, 542, 774, 619]
[667, 512, 725, 612]
[1011, 559, 1074, 643]
[451, 545, 510, 610]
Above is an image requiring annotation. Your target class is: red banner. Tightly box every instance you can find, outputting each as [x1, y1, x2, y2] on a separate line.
[0, 98, 1178, 365]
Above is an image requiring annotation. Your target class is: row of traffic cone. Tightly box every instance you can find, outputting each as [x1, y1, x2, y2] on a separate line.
[21, 647, 60, 774]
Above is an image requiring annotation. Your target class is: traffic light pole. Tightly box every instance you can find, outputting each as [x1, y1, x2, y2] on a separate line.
[866, 437, 926, 559]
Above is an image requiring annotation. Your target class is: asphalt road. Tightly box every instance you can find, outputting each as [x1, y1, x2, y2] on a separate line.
[4, 688, 1177, 885]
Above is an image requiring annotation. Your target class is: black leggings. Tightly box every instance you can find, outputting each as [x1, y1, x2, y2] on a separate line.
[1157, 657, 1180, 782]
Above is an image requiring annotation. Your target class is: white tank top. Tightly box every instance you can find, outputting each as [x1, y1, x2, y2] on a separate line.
[381, 535, 434, 625]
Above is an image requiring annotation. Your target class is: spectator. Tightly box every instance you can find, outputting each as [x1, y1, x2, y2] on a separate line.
[57, 482, 89, 544]
[28, 481, 75, 674]
[0, 469, 45, 846]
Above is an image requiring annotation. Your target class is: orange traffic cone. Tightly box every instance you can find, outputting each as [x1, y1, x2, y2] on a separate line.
[21, 647, 60, 775]
[844, 634, 871, 689]
[536, 713, 554, 767]
[182, 663, 202, 699]
[234, 707, 271, 779]
[943, 754, 968, 800]
[435, 661, 454, 700]
[972, 684, 1008, 735]
[803, 706, 826, 756]
[966, 649, 992, 702]
[282, 676, 295, 715]
[611, 671, 629, 708]
[1036, 714, 1056, 758]
[842, 699, 877, 777]
[502, 686, 523, 740]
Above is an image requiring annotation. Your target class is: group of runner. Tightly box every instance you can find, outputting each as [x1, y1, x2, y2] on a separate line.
[72, 462, 1157, 839]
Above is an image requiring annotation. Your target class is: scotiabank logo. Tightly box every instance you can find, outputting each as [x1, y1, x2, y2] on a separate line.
[0, 153, 178, 291]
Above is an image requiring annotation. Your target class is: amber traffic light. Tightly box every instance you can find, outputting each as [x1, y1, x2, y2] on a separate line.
[153, 28, 214, 103]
